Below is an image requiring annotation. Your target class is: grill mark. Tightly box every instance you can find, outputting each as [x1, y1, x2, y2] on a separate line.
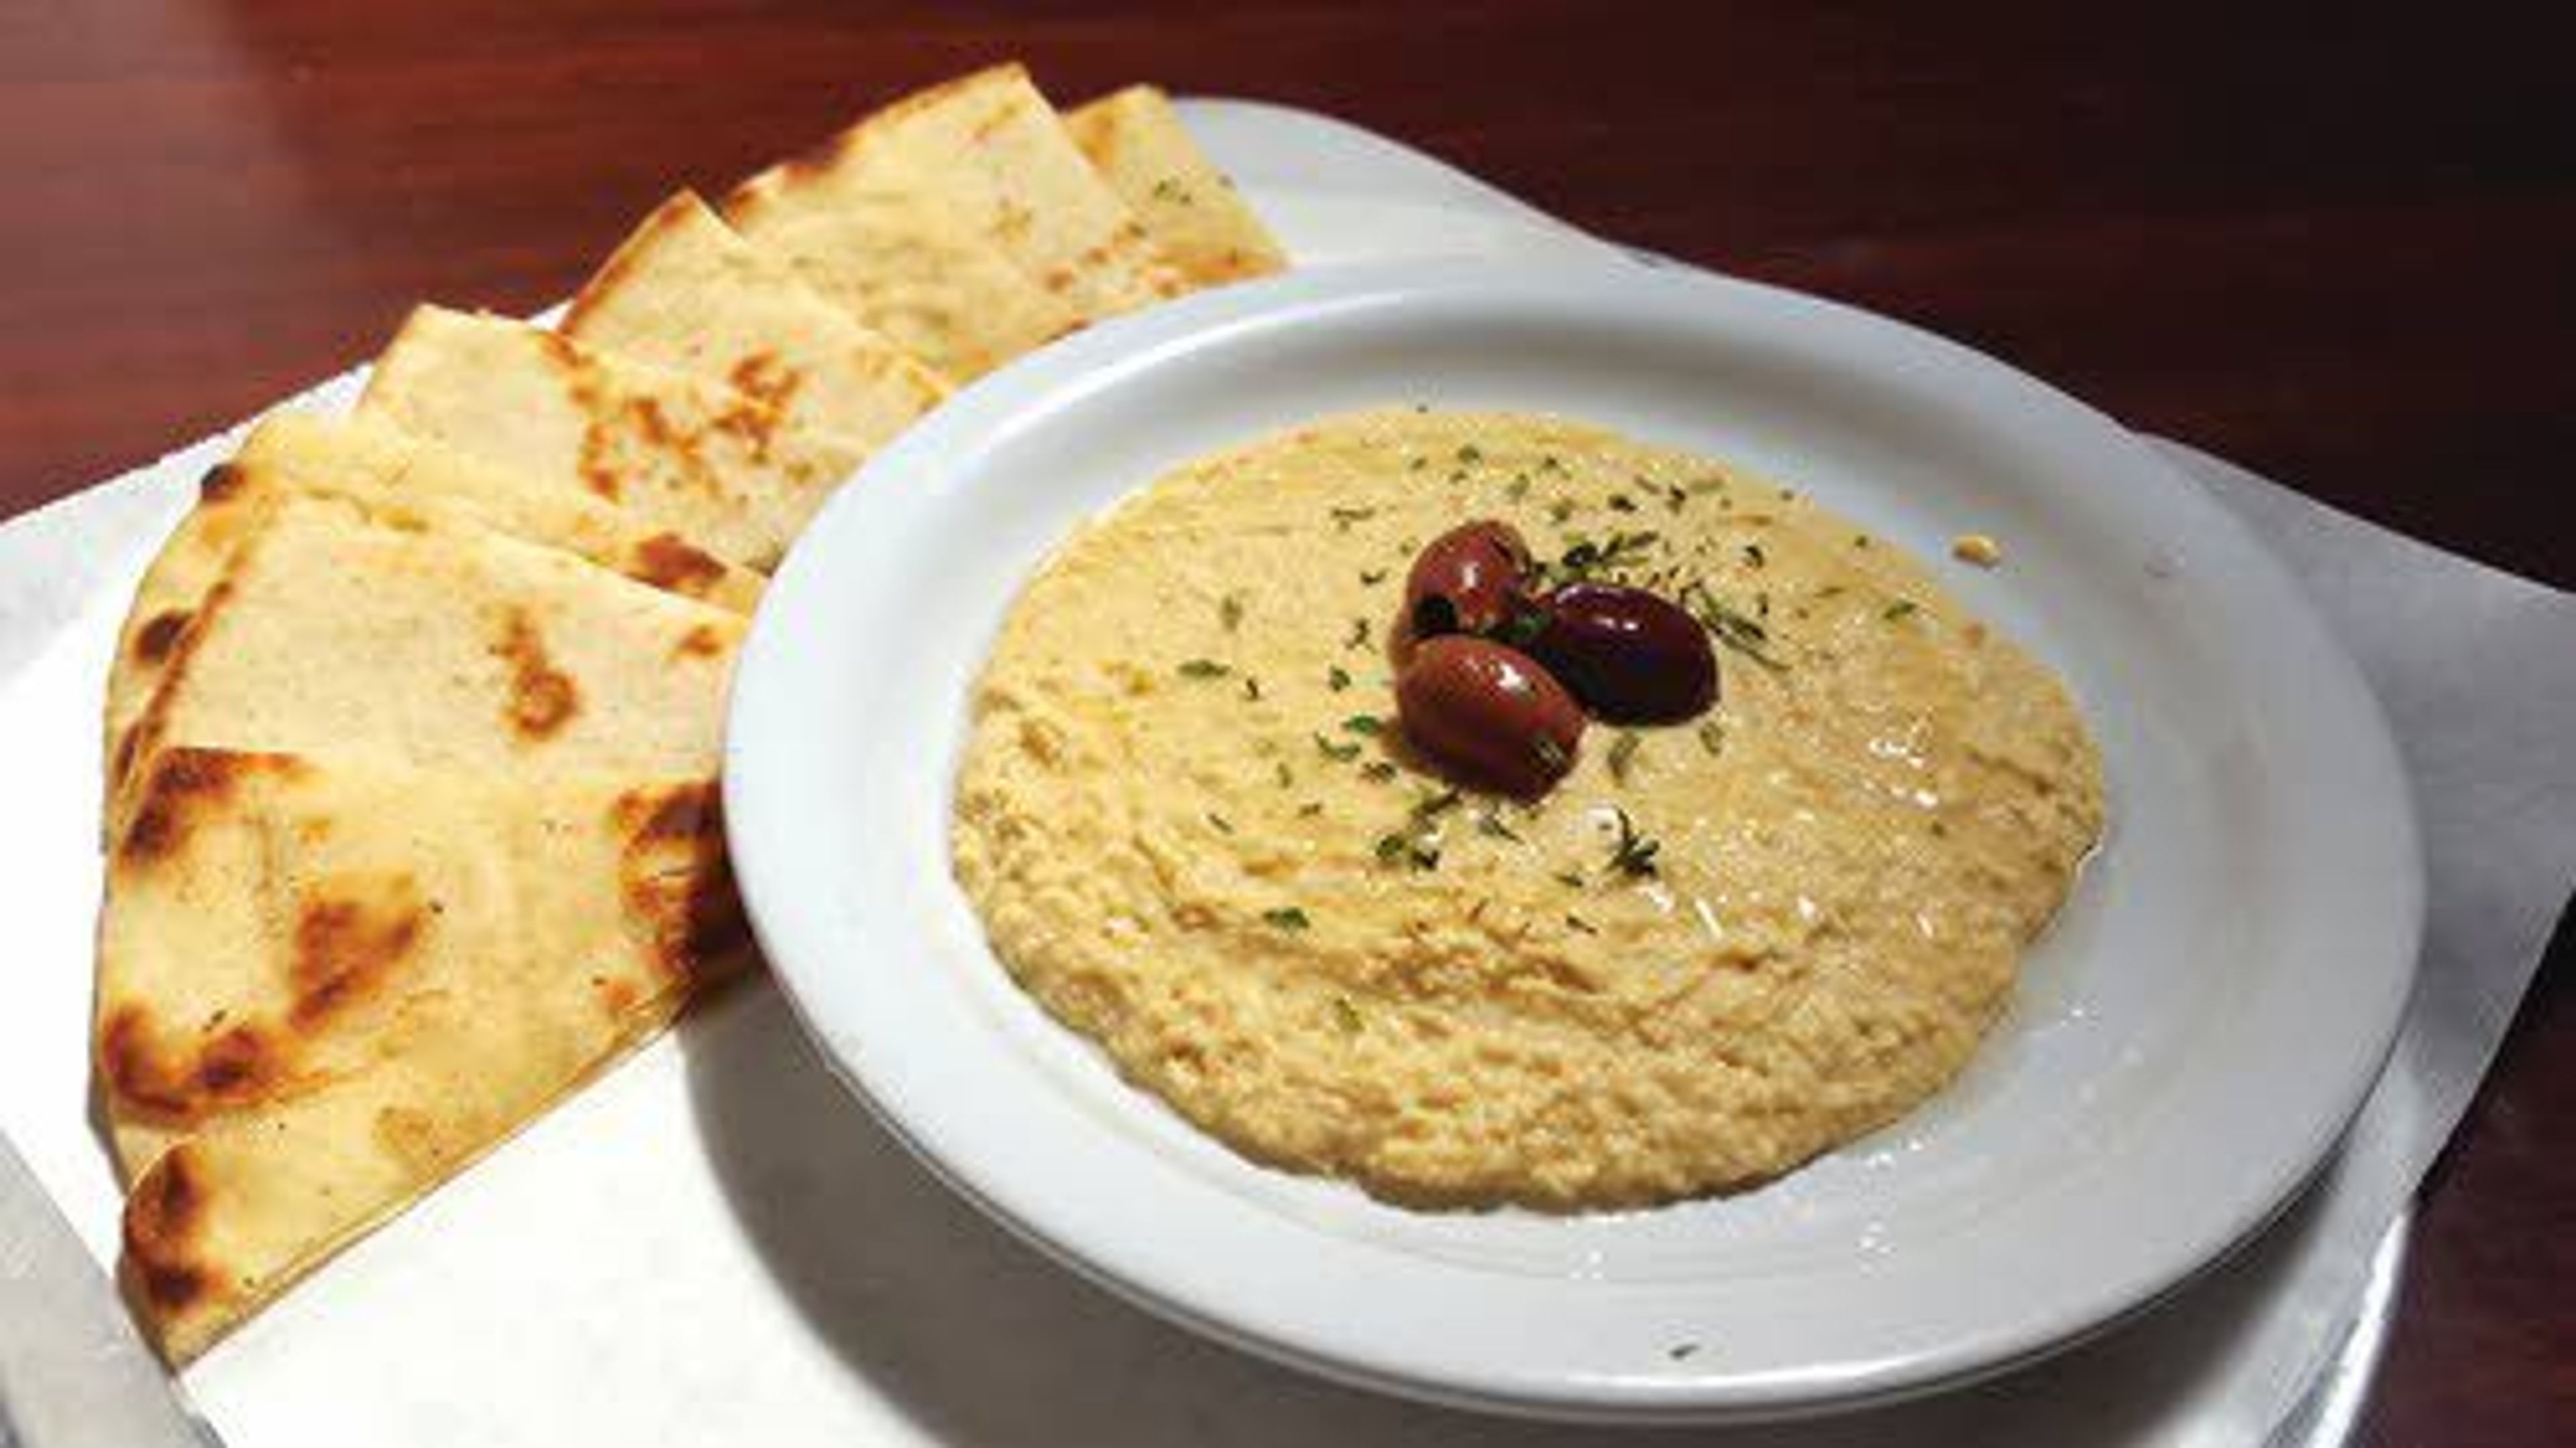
[490, 609, 580, 739]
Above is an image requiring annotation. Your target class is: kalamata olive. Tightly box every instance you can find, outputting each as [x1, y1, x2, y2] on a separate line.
[1529, 582, 1718, 723]
[1395, 635, 1585, 797]
[1403, 520, 1532, 641]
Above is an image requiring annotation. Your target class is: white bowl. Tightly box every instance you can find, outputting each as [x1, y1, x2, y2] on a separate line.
[724, 258, 2422, 1423]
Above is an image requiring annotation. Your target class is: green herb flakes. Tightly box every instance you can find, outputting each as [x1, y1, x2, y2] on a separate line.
[1605, 807, 1662, 878]
[1882, 599, 1919, 621]
[1313, 733, 1362, 762]
[1176, 658, 1231, 679]
[1219, 592, 1244, 630]
[1263, 907, 1311, 931]
[1329, 506, 1377, 531]
[1565, 913, 1598, 935]
[1205, 812, 1234, 835]
[1327, 665, 1352, 692]
[1330, 995, 1363, 1032]
[1607, 730, 1642, 784]
[1342, 714, 1385, 736]
[1697, 720, 1726, 757]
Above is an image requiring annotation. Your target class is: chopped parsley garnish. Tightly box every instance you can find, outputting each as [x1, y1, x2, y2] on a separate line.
[1554, 869, 1588, 890]
[1220, 593, 1244, 630]
[1176, 658, 1232, 679]
[1539, 454, 1566, 475]
[1241, 675, 1263, 701]
[1205, 811, 1234, 835]
[1505, 476, 1532, 501]
[1358, 568, 1388, 586]
[1565, 913, 1598, 935]
[1373, 831, 1439, 870]
[1605, 807, 1662, 878]
[1882, 599, 1920, 621]
[1360, 761, 1399, 782]
[1547, 498, 1576, 523]
[1274, 761, 1294, 788]
[1329, 506, 1377, 531]
[1313, 733, 1362, 762]
[1342, 714, 1385, 736]
[1297, 801, 1325, 817]
[1326, 665, 1352, 692]
[1680, 582, 1787, 672]
[1345, 617, 1372, 650]
[1697, 720, 1726, 757]
[1543, 530, 1660, 588]
[1455, 444, 1483, 464]
[1607, 731, 1642, 784]
[1476, 809, 1522, 841]
[1741, 543, 1766, 569]
[1411, 788, 1462, 820]
[1330, 995, 1363, 1032]
[1262, 907, 1311, 931]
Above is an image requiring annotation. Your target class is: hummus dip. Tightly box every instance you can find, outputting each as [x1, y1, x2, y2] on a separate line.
[953, 409, 2104, 1210]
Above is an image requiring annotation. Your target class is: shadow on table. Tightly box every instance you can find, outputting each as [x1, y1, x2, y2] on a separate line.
[683, 982, 2336, 1446]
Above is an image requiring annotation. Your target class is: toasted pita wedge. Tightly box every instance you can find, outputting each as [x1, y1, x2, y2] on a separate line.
[103, 420, 763, 787]
[238, 412, 765, 611]
[723, 144, 1081, 382]
[566, 192, 952, 444]
[814, 64, 1183, 316]
[100, 747, 745, 1360]
[113, 490, 740, 815]
[357, 306, 865, 570]
[1066, 86, 1287, 287]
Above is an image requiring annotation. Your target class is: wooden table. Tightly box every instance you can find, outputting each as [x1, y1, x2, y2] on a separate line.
[3, 3, 2566, 1441]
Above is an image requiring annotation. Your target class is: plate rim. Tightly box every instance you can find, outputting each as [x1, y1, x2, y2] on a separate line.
[724, 255, 2425, 1422]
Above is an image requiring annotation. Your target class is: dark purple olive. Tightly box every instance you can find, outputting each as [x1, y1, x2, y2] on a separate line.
[1403, 520, 1532, 642]
[1529, 582, 1718, 723]
[1395, 635, 1585, 797]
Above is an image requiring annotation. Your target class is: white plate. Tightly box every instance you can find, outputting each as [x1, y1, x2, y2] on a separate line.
[724, 258, 2423, 1423]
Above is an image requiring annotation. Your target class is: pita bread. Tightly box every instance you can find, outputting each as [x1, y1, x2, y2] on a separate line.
[357, 305, 865, 570]
[100, 747, 745, 1360]
[1066, 86, 1288, 287]
[113, 490, 740, 815]
[566, 191, 952, 444]
[237, 412, 765, 611]
[723, 146, 1079, 382]
[809, 64, 1183, 317]
[103, 419, 763, 786]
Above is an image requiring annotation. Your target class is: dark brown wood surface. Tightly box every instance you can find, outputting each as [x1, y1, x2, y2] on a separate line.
[3, 3, 2567, 1441]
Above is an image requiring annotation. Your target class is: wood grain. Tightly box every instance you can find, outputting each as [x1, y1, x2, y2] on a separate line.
[1, 3, 2567, 1442]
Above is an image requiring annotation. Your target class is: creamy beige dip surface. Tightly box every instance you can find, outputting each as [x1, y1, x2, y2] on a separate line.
[952, 409, 2104, 1210]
